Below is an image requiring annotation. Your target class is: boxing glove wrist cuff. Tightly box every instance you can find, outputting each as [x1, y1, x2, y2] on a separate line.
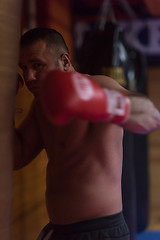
[103, 89, 130, 124]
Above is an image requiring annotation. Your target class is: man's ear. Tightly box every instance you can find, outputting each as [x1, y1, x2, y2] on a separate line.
[61, 53, 71, 71]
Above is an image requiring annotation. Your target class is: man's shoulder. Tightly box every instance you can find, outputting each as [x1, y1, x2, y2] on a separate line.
[87, 74, 121, 90]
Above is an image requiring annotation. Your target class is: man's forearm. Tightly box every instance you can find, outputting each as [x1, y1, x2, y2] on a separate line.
[121, 95, 160, 134]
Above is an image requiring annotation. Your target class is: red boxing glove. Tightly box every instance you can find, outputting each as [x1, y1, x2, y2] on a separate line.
[40, 70, 130, 125]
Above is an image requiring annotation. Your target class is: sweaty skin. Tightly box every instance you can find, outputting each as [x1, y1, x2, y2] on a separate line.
[16, 40, 160, 225]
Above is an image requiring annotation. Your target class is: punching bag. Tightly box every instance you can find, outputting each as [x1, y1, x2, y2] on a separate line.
[122, 46, 149, 234]
[0, 0, 21, 238]
[79, 21, 136, 240]
[128, 49, 149, 232]
[79, 21, 127, 88]
[79, 5, 149, 239]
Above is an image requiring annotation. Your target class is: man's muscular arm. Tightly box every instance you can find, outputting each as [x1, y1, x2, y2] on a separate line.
[40, 70, 160, 135]
[14, 101, 44, 170]
[121, 94, 160, 134]
[92, 74, 160, 134]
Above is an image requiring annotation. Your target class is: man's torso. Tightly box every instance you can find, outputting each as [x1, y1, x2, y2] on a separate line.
[35, 101, 124, 224]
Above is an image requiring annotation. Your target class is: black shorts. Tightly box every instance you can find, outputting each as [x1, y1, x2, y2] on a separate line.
[37, 212, 130, 240]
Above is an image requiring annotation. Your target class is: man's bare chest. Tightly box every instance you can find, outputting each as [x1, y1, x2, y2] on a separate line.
[37, 109, 90, 155]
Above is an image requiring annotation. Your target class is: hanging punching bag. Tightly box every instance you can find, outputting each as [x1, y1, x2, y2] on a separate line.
[79, 21, 127, 88]
[79, 19, 137, 240]
[79, 1, 149, 239]
[0, 0, 22, 239]
[128, 48, 149, 232]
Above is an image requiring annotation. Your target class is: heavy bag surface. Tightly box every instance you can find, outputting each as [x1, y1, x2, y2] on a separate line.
[79, 22, 136, 240]
[79, 21, 128, 88]
[79, 21, 149, 237]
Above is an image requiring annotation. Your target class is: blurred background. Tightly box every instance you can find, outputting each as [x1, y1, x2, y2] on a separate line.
[14, 0, 160, 239]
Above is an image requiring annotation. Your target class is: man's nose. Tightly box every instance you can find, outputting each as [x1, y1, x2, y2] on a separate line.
[24, 70, 36, 82]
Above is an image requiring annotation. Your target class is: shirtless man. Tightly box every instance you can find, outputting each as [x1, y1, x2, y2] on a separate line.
[15, 27, 160, 240]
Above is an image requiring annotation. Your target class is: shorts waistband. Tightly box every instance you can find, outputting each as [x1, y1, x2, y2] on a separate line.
[52, 212, 125, 234]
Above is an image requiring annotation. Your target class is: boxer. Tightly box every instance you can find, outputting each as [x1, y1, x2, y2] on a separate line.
[14, 27, 160, 240]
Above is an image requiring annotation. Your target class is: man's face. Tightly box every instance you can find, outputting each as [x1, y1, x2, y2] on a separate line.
[19, 40, 61, 96]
